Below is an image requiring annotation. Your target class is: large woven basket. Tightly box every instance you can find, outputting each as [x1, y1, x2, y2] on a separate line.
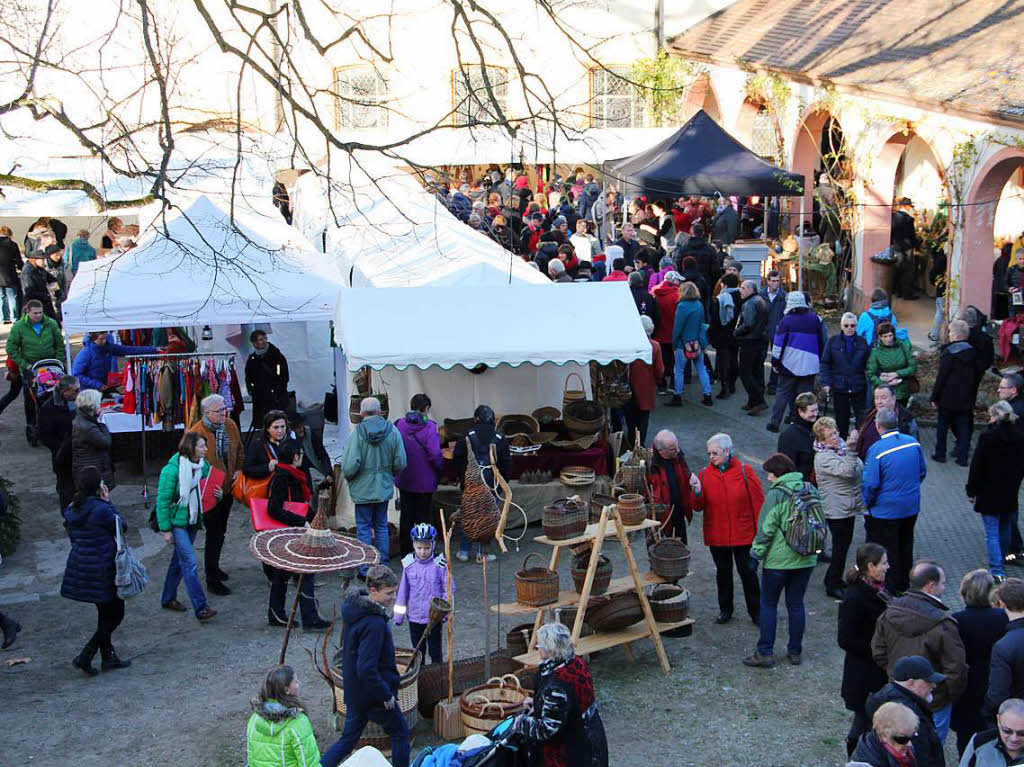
[648, 538, 691, 581]
[562, 372, 586, 410]
[542, 497, 588, 540]
[563, 400, 605, 437]
[417, 652, 530, 717]
[616, 493, 647, 526]
[515, 552, 560, 607]
[496, 413, 540, 437]
[571, 554, 612, 595]
[645, 583, 690, 623]
[532, 406, 561, 426]
[586, 592, 644, 632]
[460, 676, 529, 737]
[333, 647, 420, 747]
[454, 437, 499, 543]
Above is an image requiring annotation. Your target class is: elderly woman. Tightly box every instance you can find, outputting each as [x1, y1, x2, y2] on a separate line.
[72, 331, 158, 392]
[852, 701, 920, 767]
[71, 389, 114, 488]
[821, 312, 870, 439]
[952, 570, 1009, 755]
[187, 394, 244, 596]
[156, 432, 216, 621]
[867, 322, 917, 407]
[513, 622, 608, 767]
[691, 433, 763, 624]
[966, 400, 1024, 578]
[669, 280, 713, 407]
[813, 416, 865, 599]
[648, 430, 693, 542]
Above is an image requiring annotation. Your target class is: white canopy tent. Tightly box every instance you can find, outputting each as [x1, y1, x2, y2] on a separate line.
[333, 282, 651, 425]
[62, 194, 342, 406]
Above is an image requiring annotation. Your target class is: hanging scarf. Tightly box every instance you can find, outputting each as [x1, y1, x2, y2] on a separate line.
[203, 416, 229, 461]
[813, 438, 848, 457]
[279, 463, 311, 502]
[177, 456, 204, 525]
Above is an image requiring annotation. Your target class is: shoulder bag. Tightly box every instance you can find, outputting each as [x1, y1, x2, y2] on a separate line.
[114, 516, 149, 599]
[233, 445, 275, 504]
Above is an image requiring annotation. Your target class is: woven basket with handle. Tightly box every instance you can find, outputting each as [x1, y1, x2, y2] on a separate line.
[459, 675, 529, 736]
[452, 438, 499, 543]
[515, 552, 559, 606]
[562, 371, 586, 410]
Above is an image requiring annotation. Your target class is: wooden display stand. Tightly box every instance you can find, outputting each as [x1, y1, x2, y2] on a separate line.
[492, 505, 693, 675]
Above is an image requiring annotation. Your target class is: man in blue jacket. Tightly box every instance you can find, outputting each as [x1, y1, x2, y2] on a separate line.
[862, 408, 928, 593]
[322, 565, 407, 767]
[72, 331, 158, 391]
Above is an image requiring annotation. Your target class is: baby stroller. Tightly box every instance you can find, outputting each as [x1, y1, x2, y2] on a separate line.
[26, 358, 65, 445]
[412, 717, 529, 767]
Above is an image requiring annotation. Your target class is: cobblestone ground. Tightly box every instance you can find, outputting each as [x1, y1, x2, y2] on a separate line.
[0, 357, 995, 766]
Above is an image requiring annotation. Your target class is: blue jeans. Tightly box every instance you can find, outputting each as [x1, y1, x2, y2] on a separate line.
[355, 501, 389, 575]
[674, 350, 710, 396]
[161, 525, 208, 615]
[322, 704, 410, 767]
[757, 566, 813, 657]
[1, 287, 18, 322]
[983, 514, 1013, 577]
[933, 703, 952, 744]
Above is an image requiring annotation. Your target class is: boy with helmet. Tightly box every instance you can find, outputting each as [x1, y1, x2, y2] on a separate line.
[393, 523, 449, 664]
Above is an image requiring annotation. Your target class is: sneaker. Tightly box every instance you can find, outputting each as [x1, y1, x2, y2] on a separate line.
[476, 553, 496, 564]
[742, 652, 776, 668]
[715, 612, 732, 625]
[456, 552, 470, 563]
[786, 652, 802, 666]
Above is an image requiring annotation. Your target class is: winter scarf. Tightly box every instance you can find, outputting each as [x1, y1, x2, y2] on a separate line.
[279, 463, 312, 502]
[813, 438, 848, 457]
[203, 416, 229, 461]
[178, 457, 204, 525]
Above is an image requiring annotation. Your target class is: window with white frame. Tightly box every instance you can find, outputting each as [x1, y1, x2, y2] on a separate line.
[453, 66, 509, 126]
[751, 106, 780, 160]
[335, 68, 388, 130]
[590, 67, 644, 128]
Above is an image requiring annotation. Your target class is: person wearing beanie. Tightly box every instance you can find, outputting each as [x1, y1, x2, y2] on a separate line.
[767, 292, 826, 433]
[628, 270, 661, 328]
[649, 255, 675, 291]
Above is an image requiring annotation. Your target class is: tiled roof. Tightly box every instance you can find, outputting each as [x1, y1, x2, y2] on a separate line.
[668, 0, 1024, 124]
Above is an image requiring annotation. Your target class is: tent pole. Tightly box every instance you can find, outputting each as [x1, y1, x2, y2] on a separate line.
[798, 196, 805, 293]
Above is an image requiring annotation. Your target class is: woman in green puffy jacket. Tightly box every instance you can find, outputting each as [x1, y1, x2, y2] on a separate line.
[866, 321, 917, 406]
[246, 665, 320, 767]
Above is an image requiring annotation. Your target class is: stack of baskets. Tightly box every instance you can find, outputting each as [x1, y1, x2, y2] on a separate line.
[616, 493, 647, 526]
[515, 553, 560, 607]
[542, 497, 589, 540]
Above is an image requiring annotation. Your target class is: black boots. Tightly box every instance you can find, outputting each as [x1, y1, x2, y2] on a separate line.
[0, 613, 20, 649]
[100, 646, 131, 671]
[72, 640, 99, 676]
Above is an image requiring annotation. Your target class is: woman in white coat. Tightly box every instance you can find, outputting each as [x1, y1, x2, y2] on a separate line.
[813, 416, 865, 601]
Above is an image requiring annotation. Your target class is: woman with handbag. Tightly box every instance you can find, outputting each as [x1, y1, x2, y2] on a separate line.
[866, 322, 918, 408]
[61, 466, 131, 675]
[241, 410, 290, 499]
[156, 432, 216, 621]
[668, 280, 713, 407]
[265, 441, 329, 630]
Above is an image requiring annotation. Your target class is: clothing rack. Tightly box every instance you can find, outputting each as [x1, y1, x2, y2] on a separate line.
[123, 352, 237, 508]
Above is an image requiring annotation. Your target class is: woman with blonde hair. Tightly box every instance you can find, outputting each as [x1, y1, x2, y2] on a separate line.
[813, 415, 865, 599]
[851, 701, 920, 766]
[668, 279, 712, 407]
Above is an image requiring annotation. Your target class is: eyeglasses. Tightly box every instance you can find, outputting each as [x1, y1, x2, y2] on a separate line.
[999, 724, 1024, 738]
[891, 734, 916, 745]
[207, 408, 226, 414]
[841, 323, 856, 328]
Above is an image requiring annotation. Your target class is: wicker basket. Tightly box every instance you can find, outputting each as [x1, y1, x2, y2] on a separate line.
[496, 414, 540, 437]
[571, 554, 612, 595]
[417, 652, 530, 717]
[550, 433, 599, 452]
[616, 493, 647, 526]
[562, 372, 586, 410]
[589, 493, 617, 522]
[559, 466, 595, 486]
[454, 438, 499, 543]
[333, 648, 420, 747]
[648, 538, 691, 580]
[645, 583, 690, 623]
[515, 553, 560, 607]
[563, 400, 605, 437]
[532, 406, 561, 426]
[460, 676, 529, 737]
[542, 497, 589, 540]
[441, 417, 476, 443]
[614, 462, 648, 496]
[506, 623, 533, 657]
[586, 592, 644, 632]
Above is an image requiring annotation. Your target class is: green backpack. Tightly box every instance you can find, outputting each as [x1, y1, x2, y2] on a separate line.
[779, 483, 827, 556]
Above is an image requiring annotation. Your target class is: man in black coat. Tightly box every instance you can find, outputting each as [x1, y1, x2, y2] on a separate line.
[322, 566, 407, 767]
[777, 392, 818, 482]
[0, 226, 23, 323]
[244, 330, 290, 430]
[735, 280, 770, 415]
[612, 222, 641, 267]
[865, 655, 947, 767]
[984, 578, 1024, 722]
[36, 375, 80, 511]
[930, 319, 979, 466]
[676, 222, 718, 282]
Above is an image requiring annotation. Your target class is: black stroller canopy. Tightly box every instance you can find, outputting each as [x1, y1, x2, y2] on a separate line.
[603, 110, 805, 199]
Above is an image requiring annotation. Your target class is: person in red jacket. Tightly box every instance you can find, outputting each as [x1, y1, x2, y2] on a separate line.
[649, 429, 693, 542]
[691, 432, 764, 624]
[625, 317, 665, 448]
[652, 271, 682, 393]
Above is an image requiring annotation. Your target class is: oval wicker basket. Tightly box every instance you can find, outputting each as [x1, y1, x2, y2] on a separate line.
[563, 399, 605, 437]
[571, 554, 612, 596]
[562, 372, 586, 410]
[532, 406, 562, 425]
[559, 465, 596, 487]
[648, 538, 691, 580]
[616, 493, 647, 526]
[645, 583, 690, 623]
[460, 676, 529, 736]
[542, 497, 589, 541]
[496, 413, 540, 436]
[586, 592, 644, 632]
[515, 552, 560, 606]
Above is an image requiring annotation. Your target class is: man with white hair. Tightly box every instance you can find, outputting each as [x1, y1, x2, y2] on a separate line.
[342, 397, 408, 576]
[625, 316, 664, 447]
[649, 429, 694, 542]
[548, 258, 571, 283]
[188, 393, 244, 594]
[862, 407, 927, 593]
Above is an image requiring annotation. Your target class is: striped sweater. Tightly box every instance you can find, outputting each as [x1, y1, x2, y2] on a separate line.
[771, 309, 825, 377]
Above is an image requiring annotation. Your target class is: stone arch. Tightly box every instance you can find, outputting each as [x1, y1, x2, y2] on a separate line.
[734, 98, 780, 158]
[961, 146, 1024, 313]
[790, 107, 848, 234]
[681, 73, 722, 124]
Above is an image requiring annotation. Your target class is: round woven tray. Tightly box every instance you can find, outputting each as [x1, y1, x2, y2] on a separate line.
[559, 465, 596, 486]
[550, 433, 599, 451]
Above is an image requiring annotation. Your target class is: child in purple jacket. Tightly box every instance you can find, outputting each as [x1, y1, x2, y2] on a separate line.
[393, 523, 448, 664]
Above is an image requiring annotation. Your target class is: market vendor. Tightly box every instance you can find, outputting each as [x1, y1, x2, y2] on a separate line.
[513, 622, 609, 767]
[452, 404, 510, 564]
[72, 331, 159, 391]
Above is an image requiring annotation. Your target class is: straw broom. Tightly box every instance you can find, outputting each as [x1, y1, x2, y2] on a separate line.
[434, 510, 463, 739]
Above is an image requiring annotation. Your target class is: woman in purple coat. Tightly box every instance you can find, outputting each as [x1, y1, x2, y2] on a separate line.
[394, 393, 443, 557]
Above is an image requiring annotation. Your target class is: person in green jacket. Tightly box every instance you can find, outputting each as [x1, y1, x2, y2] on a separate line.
[156, 432, 216, 621]
[5, 298, 65, 444]
[744, 453, 819, 669]
[866, 321, 918, 406]
[246, 664, 320, 767]
[342, 396, 407, 576]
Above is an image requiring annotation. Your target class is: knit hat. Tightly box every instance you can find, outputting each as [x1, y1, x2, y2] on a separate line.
[784, 291, 808, 314]
[553, 216, 567, 229]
